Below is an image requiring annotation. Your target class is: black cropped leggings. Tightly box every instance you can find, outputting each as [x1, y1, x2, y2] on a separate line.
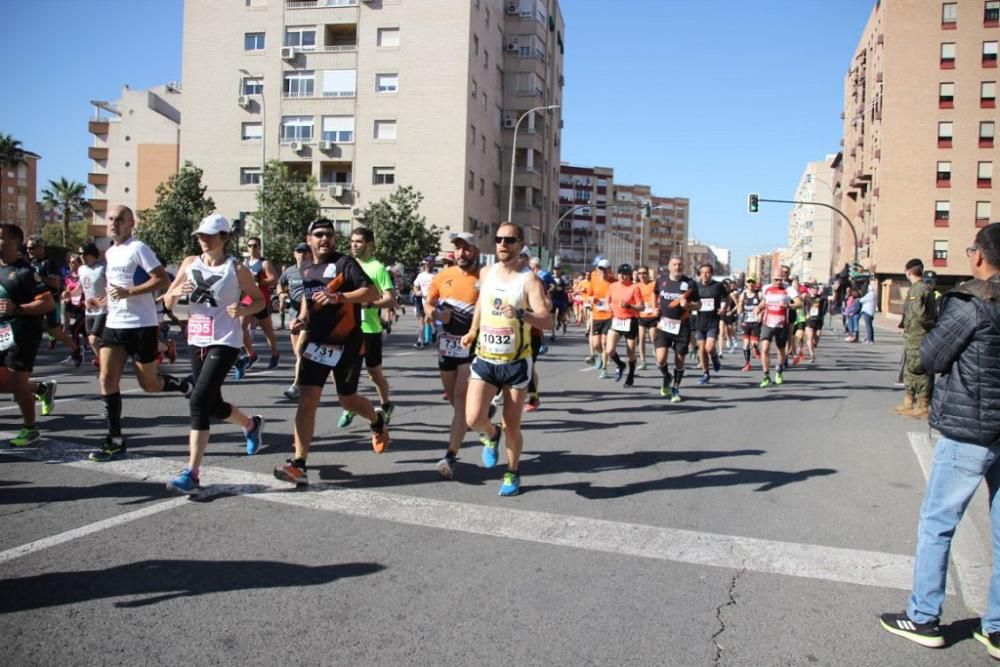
[189, 345, 239, 430]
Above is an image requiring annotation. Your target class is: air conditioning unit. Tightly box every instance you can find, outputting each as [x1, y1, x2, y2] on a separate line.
[319, 140, 333, 151]
[506, 41, 518, 53]
[289, 141, 304, 152]
[329, 185, 345, 198]
[503, 117, 516, 129]
[506, 3, 519, 15]
[352, 208, 363, 217]
[281, 46, 296, 60]
[237, 95, 250, 108]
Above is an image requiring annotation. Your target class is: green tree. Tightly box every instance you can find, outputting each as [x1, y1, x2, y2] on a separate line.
[0, 133, 25, 221]
[360, 186, 442, 267]
[40, 221, 89, 253]
[255, 160, 320, 265]
[136, 162, 215, 266]
[40, 177, 89, 247]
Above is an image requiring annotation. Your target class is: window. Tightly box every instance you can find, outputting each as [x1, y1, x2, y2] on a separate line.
[373, 167, 395, 185]
[280, 115, 314, 143]
[480, 178, 485, 196]
[321, 115, 354, 143]
[376, 73, 398, 93]
[937, 160, 952, 186]
[240, 167, 262, 185]
[374, 120, 397, 140]
[984, 41, 998, 66]
[481, 134, 486, 153]
[935, 200, 951, 226]
[321, 69, 356, 97]
[242, 77, 263, 95]
[981, 120, 996, 146]
[978, 160, 993, 186]
[484, 49, 489, 69]
[470, 124, 476, 145]
[473, 34, 479, 55]
[241, 122, 262, 141]
[941, 42, 956, 68]
[377, 28, 400, 47]
[939, 81, 955, 107]
[468, 170, 475, 191]
[933, 240, 949, 266]
[283, 71, 315, 98]
[284, 26, 316, 50]
[938, 121, 954, 147]
[244, 32, 265, 51]
[471, 79, 478, 98]
[976, 200, 993, 226]
[987, 0, 1000, 25]
[983, 80, 997, 106]
[942, 2, 958, 26]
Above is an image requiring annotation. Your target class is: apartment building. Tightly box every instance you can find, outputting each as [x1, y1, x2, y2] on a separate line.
[836, 0, 999, 312]
[1, 149, 39, 233]
[180, 0, 564, 254]
[555, 163, 611, 269]
[786, 157, 837, 282]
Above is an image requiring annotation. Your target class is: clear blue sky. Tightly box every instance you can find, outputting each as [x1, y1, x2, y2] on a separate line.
[0, 0, 874, 270]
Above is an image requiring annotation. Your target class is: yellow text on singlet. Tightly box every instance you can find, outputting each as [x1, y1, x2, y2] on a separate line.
[476, 264, 532, 363]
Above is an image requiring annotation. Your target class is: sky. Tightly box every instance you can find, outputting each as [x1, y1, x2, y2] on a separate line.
[0, 0, 875, 270]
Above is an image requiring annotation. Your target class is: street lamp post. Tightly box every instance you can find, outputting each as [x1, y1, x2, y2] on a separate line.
[507, 104, 560, 225]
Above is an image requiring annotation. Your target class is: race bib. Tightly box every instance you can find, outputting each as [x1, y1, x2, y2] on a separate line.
[0, 322, 13, 351]
[480, 325, 515, 356]
[764, 313, 786, 328]
[744, 311, 759, 324]
[438, 332, 470, 358]
[612, 317, 632, 333]
[594, 298, 610, 312]
[303, 342, 343, 367]
[699, 298, 715, 313]
[187, 314, 215, 346]
[809, 306, 820, 318]
[657, 317, 681, 335]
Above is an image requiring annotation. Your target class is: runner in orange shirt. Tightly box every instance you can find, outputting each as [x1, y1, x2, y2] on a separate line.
[587, 259, 615, 375]
[605, 264, 645, 387]
[635, 265, 657, 371]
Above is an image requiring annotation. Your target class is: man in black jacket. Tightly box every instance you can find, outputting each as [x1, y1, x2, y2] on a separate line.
[880, 223, 1000, 660]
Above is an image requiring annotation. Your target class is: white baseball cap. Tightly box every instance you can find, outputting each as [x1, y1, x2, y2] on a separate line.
[451, 232, 477, 246]
[192, 214, 231, 236]
[596, 258, 611, 269]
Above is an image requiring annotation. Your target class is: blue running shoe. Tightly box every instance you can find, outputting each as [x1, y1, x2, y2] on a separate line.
[480, 423, 502, 468]
[712, 355, 721, 373]
[245, 415, 264, 455]
[593, 357, 603, 370]
[614, 365, 624, 382]
[167, 468, 200, 495]
[538, 344, 549, 355]
[697, 374, 710, 385]
[233, 356, 247, 380]
[267, 354, 280, 370]
[499, 472, 521, 496]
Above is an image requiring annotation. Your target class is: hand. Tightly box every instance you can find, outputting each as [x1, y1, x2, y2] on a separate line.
[108, 284, 131, 300]
[86, 297, 101, 310]
[313, 290, 342, 306]
[499, 304, 518, 319]
[226, 303, 241, 318]
[460, 331, 476, 348]
[677, 297, 688, 308]
[289, 317, 306, 334]
[0, 298, 15, 315]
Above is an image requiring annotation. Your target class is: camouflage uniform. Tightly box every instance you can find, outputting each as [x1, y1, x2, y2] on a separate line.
[898, 280, 936, 414]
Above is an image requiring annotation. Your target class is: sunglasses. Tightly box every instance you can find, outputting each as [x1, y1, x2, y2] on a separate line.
[495, 236, 520, 245]
[966, 245, 979, 256]
[311, 231, 335, 239]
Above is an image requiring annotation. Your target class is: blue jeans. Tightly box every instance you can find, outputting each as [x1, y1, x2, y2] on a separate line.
[907, 436, 1000, 631]
[847, 313, 860, 335]
[860, 312, 874, 342]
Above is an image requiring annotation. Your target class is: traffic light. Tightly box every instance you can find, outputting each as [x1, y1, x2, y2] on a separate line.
[642, 202, 652, 217]
[747, 193, 760, 214]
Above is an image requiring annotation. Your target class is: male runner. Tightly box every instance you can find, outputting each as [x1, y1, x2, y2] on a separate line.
[88, 205, 192, 461]
[529, 256, 557, 341]
[338, 226, 397, 427]
[653, 256, 697, 402]
[238, 236, 280, 371]
[587, 258, 615, 377]
[426, 232, 481, 478]
[277, 243, 308, 399]
[756, 269, 802, 387]
[26, 236, 81, 367]
[273, 219, 387, 486]
[0, 224, 58, 446]
[736, 279, 762, 371]
[803, 282, 827, 363]
[549, 265, 571, 336]
[412, 259, 435, 349]
[693, 263, 728, 385]
[606, 263, 644, 387]
[636, 265, 658, 371]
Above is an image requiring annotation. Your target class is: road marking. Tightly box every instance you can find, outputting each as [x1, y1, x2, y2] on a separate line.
[2, 438, 931, 592]
[907, 431, 989, 615]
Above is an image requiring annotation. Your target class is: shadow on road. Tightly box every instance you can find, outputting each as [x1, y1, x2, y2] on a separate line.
[0, 559, 384, 612]
[529, 448, 766, 475]
[0, 480, 172, 506]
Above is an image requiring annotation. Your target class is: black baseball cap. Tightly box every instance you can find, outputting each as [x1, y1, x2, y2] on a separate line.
[307, 218, 334, 234]
[294, 242, 309, 253]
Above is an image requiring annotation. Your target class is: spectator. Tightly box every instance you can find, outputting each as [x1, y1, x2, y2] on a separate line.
[859, 285, 876, 343]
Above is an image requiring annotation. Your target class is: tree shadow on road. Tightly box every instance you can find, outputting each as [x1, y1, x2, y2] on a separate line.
[528, 448, 767, 476]
[0, 480, 172, 507]
[0, 559, 383, 613]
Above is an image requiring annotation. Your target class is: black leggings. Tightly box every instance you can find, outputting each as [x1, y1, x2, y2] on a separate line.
[189, 345, 239, 430]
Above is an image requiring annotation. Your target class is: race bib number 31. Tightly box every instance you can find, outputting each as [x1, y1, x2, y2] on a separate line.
[303, 342, 344, 367]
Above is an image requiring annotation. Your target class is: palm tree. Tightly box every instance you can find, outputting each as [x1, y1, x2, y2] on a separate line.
[40, 178, 89, 246]
[0, 133, 25, 220]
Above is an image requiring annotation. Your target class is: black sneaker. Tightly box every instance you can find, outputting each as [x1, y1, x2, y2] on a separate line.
[879, 611, 945, 648]
[89, 437, 126, 462]
[974, 630, 1000, 660]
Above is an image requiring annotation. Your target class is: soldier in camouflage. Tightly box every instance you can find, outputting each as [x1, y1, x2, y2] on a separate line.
[894, 258, 937, 419]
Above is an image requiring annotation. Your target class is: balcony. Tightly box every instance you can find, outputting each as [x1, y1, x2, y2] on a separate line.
[87, 172, 108, 186]
[89, 198, 108, 212]
[287, 0, 357, 7]
[88, 120, 109, 135]
[285, 0, 358, 26]
[88, 146, 108, 161]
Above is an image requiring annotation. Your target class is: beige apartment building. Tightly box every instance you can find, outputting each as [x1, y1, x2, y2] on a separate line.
[786, 157, 837, 282]
[180, 0, 564, 256]
[837, 0, 999, 312]
[1, 150, 40, 233]
[555, 163, 612, 269]
[87, 85, 182, 239]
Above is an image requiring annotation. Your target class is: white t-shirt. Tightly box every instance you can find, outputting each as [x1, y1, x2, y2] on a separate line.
[413, 270, 434, 297]
[185, 256, 242, 348]
[105, 237, 161, 328]
[78, 262, 107, 316]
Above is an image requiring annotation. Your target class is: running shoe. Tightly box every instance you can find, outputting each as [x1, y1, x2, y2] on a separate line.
[740, 362, 752, 372]
[712, 355, 721, 373]
[538, 344, 549, 355]
[637, 361, 647, 371]
[697, 374, 710, 385]
[878, 612, 944, 649]
[274, 458, 309, 486]
[436, 453, 457, 480]
[245, 415, 264, 455]
[381, 402, 395, 424]
[598, 369, 610, 380]
[499, 471, 521, 496]
[670, 387, 682, 403]
[47, 335, 56, 350]
[36, 380, 57, 416]
[775, 372, 784, 385]
[660, 386, 669, 398]
[480, 423, 502, 468]
[623, 377, 634, 388]
[267, 354, 280, 370]
[584, 354, 595, 364]
[283, 384, 300, 400]
[974, 629, 1000, 660]
[593, 357, 603, 370]
[614, 365, 625, 382]
[183, 375, 195, 399]
[9, 427, 40, 447]
[759, 375, 772, 388]
[233, 356, 247, 380]
[245, 353, 259, 369]
[370, 409, 389, 453]
[89, 437, 126, 462]
[166, 468, 201, 495]
[337, 410, 355, 428]
[524, 394, 540, 412]
[59, 355, 76, 367]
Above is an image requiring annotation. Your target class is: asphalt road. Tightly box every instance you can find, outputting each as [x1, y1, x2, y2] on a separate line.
[0, 313, 990, 666]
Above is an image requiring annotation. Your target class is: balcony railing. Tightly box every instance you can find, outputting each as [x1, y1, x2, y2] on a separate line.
[88, 120, 109, 135]
[88, 146, 108, 160]
[88, 172, 108, 186]
[322, 90, 356, 98]
[89, 198, 108, 212]
[323, 44, 358, 52]
[287, 0, 358, 8]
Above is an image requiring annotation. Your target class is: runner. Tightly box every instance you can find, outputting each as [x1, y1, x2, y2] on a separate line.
[693, 263, 728, 385]
[412, 258, 435, 349]
[162, 214, 266, 494]
[87, 205, 193, 462]
[653, 256, 697, 402]
[528, 256, 557, 342]
[720, 279, 740, 355]
[277, 242, 308, 399]
[26, 236, 81, 367]
[0, 223, 58, 446]
[237, 236, 280, 372]
[461, 222, 550, 496]
[337, 226, 397, 428]
[77, 242, 107, 369]
[587, 258, 615, 377]
[425, 232, 482, 478]
[635, 265, 657, 371]
[60, 253, 87, 365]
[736, 279, 762, 372]
[520, 249, 549, 410]
[787, 276, 807, 365]
[803, 281, 828, 362]
[272, 218, 387, 486]
[549, 265, 571, 337]
[605, 263, 644, 387]
[756, 269, 802, 388]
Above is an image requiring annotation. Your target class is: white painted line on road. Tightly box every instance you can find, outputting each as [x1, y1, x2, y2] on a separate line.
[3, 439, 928, 592]
[907, 431, 990, 616]
[0, 497, 189, 565]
